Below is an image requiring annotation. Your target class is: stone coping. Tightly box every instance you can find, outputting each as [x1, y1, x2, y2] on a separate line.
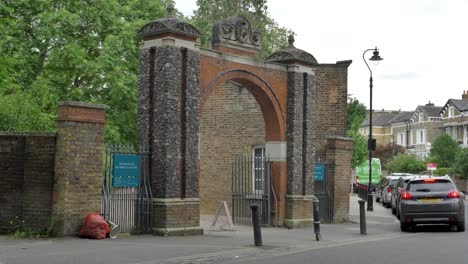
[285, 195, 315, 200]
[0, 131, 57, 137]
[153, 226, 204, 236]
[59, 101, 108, 110]
[153, 198, 200, 205]
[326, 135, 354, 142]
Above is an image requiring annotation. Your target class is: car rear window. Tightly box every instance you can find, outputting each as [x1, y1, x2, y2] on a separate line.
[389, 179, 398, 185]
[407, 180, 454, 192]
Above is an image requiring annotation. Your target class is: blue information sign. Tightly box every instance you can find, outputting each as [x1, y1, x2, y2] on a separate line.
[314, 163, 325, 182]
[112, 154, 140, 187]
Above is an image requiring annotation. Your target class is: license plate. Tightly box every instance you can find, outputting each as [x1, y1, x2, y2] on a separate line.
[419, 198, 441, 203]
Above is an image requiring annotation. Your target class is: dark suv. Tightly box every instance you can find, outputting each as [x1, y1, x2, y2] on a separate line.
[399, 176, 465, 232]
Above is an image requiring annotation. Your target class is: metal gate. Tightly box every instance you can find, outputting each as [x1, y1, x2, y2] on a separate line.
[231, 155, 276, 225]
[313, 154, 333, 223]
[101, 144, 153, 234]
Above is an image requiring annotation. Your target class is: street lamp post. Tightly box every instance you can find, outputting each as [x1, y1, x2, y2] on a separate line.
[363, 47, 383, 212]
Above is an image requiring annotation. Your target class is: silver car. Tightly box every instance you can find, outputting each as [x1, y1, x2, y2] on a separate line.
[399, 176, 465, 232]
[382, 176, 400, 208]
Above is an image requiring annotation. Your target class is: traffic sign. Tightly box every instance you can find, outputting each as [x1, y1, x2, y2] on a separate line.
[427, 162, 437, 171]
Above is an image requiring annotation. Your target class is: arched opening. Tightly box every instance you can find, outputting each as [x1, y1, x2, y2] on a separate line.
[199, 70, 284, 218]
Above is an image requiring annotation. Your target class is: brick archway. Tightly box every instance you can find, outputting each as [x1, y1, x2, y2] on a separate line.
[200, 69, 285, 141]
[137, 9, 352, 235]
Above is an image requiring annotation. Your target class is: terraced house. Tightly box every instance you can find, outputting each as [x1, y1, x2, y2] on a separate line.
[360, 104, 443, 159]
[405, 102, 443, 158]
[361, 91, 468, 159]
[440, 91, 468, 148]
[360, 111, 409, 148]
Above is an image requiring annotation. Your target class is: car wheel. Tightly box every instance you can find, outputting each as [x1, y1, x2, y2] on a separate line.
[396, 208, 400, 219]
[382, 200, 386, 207]
[385, 200, 391, 208]
[400, 223, 410, 232]
[391, 206, 396, 215]
[457, 222, 465, 232]
[376, 197, 380, 203]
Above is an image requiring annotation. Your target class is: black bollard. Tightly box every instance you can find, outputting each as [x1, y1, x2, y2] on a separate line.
[312, 196, 321, 241]
[358, 200, 367, 235]
[250, 205, 262, 246]
[367, 191, 374, 212]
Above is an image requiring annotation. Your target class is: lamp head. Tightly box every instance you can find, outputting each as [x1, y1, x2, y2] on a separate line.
[369, 47, 383, 66]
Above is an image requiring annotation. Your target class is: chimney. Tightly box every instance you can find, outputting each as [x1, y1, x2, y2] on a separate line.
[425, 101, 434, 107]
[463, 90, 468, 100]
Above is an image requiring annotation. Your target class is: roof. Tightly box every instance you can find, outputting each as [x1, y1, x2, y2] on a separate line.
[439, 99, 468, 116]
[417, 105, 443, 117]
[138, 3, 200, 39]
[391, 112, 413, 123]
[361, 111, 412, 127]
[450, 99, 468, 111]
[265, 35, 318, 65]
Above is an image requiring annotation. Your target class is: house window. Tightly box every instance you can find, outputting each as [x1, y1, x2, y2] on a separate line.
[409, 130, 414, 145]
[453, 127, 458, 140]
[419, 113, 424, 122]
[416, 129, 425, 144]
[396, 133, 405, 146]
[252, 146, 265, 193]
[449, 106, 455, 117]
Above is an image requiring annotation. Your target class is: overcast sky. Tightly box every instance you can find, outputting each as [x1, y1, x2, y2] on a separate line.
[175, 0, 468, 111]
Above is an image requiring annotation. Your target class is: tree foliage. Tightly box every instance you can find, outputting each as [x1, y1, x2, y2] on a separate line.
[450, 148, 468, 179]
[386, 154, 426, 174]
[0, 0, 167, 143]
[346, 97, 368, 168]
[1, 0, 295, 144]
[429, 134, 460, 168]
[192, 0, 292, 58]
[374, 143, 406, 170]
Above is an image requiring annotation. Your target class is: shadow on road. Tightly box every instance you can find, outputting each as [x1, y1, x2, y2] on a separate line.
[408, 224, 458, 233]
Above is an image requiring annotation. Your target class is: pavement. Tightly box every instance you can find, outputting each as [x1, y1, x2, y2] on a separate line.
[0, 195, 404, 264]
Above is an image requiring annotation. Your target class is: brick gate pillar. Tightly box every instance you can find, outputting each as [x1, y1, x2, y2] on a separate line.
[326, 136, 353, 223]
[52, 101, 106, 236]
[137, 4, 203, 236]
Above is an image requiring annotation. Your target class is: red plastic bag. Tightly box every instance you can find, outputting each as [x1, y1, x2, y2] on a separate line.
[79, 213, 110, 239]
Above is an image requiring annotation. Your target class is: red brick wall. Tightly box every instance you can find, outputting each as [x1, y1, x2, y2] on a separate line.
[199, 81, 265, 214]
[200, 54, 287, 141]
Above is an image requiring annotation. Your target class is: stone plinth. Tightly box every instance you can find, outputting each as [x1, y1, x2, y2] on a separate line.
[152, 198, 203, 236]
[284, 195, 314, 228]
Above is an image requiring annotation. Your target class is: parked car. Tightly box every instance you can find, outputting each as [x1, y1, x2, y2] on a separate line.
[399, 176, 465, 232]
[381, 176, 402, 208]
[391, 175, 428, 217]
[375, 177, 388, 203]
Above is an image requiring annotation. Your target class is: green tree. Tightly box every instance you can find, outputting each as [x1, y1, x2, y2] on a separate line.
[1, 0, 293, 144]
[0, 93, 54, 131]
[346, 97, 368, 168]
[450, 148, 468, 179]
[386, 154, 426, 174]
[374, 143, 406, 170]
[429, 134, 460, 167]
[192, 0, 292, 58]
[0, 0, 167, 143]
